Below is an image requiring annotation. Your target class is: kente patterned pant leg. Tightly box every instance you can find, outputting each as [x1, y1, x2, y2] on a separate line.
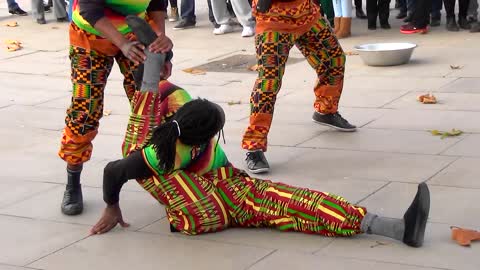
[218, 172, 366, 236]
[114, 53, 139, 102]
[241, 32, 295, 152]
[295, 18, 346, 114]
[58, 45, 114, 165]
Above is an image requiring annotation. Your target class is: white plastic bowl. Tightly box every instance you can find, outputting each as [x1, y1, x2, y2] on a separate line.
[354, 42, 417, 66]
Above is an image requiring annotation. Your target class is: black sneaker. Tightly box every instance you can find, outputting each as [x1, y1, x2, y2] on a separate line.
[470, 22, 480, 32]
[245, 151, 270, 174]
[9, 7, 27, 16]
[44, 5, 51, 13]
[61, 184, 84, 215]
[446, 18, 460, 31]
[402, 182, 430, 247]
[430, 17, 441, 27]
[312, 112, 357, 131]
[173, 19, 196, 30]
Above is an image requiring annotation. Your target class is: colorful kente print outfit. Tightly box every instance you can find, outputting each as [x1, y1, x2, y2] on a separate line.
[242, 0, 346, 152]
[58, 0, 166, 165]
[104, 83, 366, 236]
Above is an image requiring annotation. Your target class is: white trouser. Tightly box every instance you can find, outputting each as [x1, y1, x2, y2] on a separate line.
[211, 0, 255, 27]
[333, 0, 353, 17]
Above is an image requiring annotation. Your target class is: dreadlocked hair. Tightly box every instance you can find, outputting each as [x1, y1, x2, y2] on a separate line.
[149, 98, 226, 174]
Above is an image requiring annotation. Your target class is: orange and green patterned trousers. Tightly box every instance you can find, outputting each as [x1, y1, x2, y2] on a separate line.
[242, 18, 346, 152]
[58, 23, 138, 165]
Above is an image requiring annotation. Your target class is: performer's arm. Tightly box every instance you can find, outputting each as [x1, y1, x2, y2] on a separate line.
[103, 151, 153, 205]
[146, 0, 173, 53]
[79, 0, 146, 64]
[91, 151, 152, 235]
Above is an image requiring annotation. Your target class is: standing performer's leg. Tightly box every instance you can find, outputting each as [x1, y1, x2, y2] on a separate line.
[242, 32, 294, 173]
[295, 18, 356, 131]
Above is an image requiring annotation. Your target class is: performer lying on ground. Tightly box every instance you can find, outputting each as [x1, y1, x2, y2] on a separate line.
[90, 17, 430, 248]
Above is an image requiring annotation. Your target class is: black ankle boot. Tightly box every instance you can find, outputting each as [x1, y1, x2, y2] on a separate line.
[403, 182, 430, 247]
[458, 17, 471, 29]
[356, 8, 367, 19]
[61, 168, 84, 215]
[446, 17, 460, 31]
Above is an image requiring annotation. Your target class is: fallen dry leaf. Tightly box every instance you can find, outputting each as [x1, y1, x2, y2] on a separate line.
[6, 44, 22, 52]
[345, 51, 359, 56]
[430, 129, 463, 139]
[227, 101, 241, 105]
[417, 93, 437, 104]
[4, 39, 21, 45]
[51, 26, 59, 29]
[103, 110, 112, 116]
[450, 64, 463, 70]
[370, 241, 390, 248]
[4, 21, 18, 27]
[248, 64, 258, 71]
[5, 40, 22, 52]
[182, 68, 206, 75]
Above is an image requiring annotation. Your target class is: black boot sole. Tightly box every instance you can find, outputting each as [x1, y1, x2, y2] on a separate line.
[61, 186, 84, 216]
[403, 182, 430, 247]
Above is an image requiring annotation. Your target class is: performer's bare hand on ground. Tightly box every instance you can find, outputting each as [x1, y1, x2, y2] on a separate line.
[149, 33, 173, 53]
[120, 41, 146, 65]
[90, 204, 129, 235]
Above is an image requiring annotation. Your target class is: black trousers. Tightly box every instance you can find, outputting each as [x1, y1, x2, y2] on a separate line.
[366, 0, 391, 27]
[355, 0, 363, 9]
[411, 0, 432, 27]
[443, 0, 470, 19]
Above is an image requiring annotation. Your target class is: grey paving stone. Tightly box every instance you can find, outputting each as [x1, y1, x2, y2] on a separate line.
[0, 215, 88, 266]
[262, 148, 455, 183]
[439, 78, 480, 93]
[0, 181, 58, 209]
[429, 157, 480, 189]
[319, 223, 480, 270]
[385, 92, 480, 111]
[441, 134, 480, 157]
[141, 218, 334, 253]
[366, 109, 480, 132]
[299, 128, 461, 155]
[0, 185, 164, 230]
[249, 250, 442, 270]
[360, 182, 480, 227]
[29, 230, 273, 270]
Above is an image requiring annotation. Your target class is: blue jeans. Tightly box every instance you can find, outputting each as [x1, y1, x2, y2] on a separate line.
[180, 0, 195, 21]
[431, 0, 442, 18]
[7, 0, 19, 10]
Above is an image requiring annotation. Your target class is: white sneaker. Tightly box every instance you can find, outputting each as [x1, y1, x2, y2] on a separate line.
[213, 24, 235, 35]
[241, 26, 255, 37]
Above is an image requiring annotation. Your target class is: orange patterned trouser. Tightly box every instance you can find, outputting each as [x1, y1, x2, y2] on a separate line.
[58, 23, 138, 165]
[242, 18, 346, 152]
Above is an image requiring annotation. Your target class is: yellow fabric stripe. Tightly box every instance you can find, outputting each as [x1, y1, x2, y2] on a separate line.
[318, 205, 345, 222]
[212, 192, 229, 224]
[245, 198, 261, 212]
[220, 167, 227, 179]
[174, 173, 198, 202]
[266, 187, 293, 199]
[137, 93, 149, 113]
[182, 215, 189, 230]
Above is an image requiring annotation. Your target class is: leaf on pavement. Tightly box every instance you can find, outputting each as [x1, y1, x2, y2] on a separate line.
[182, 68, 206, 75]
[345, 51, 359, 56]
[103, 110, 112, 116]
[450, 64, 463, 70]
[417, 93, 437, 104]
[430, 129, 463, 139]
[4, 21, 18, 27]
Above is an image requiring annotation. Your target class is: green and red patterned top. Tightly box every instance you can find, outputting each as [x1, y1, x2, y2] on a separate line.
[72, 0, 166, 36]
